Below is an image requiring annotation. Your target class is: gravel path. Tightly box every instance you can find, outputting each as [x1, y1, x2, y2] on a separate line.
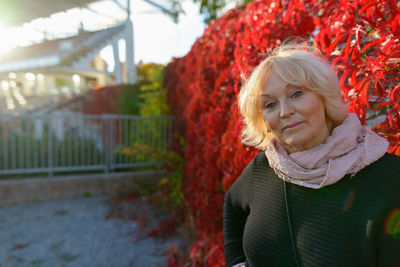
[0, 195, 179, 267]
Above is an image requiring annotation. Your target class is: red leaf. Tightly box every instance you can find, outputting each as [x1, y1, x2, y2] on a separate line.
[390, 85, 400, 102]
[357, 77, 372, 107]
[361, 40, 383, 53]
[344, 34, 352, 61]
[376, 102, 393, 108]
[327, 33, 346, 56]
[12, 243, 30, 250]
[359, 1, 375, 14]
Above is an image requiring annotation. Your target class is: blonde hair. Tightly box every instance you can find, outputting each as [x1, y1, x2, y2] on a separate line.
[238, 42, 348, 150]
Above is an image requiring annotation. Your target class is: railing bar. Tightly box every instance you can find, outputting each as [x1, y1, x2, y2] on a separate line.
[26, 119, 32, 169]
[67, 119, 72, 167]
[66, 119, 69, 167]
[149, 120, 151, 147]
[118, 118, 122, 164]
[154, 119, 157, 152]
[168, 119, 173, 150]
[0, 119, 4, 169]
[163, 119, 167, 151]
[150, 119, 153, 149]
[0, 121, 2, 170]
[86, 118, 90, 166]
[154, 119, 157, 150]
[88, 123, 92, 166]
[147, 120, 150, 147]
[11, 120, 16, 169]
[135, 119, 139, 163]
[1, 119, 7, 169]
[51, 121, 56, 168]
[144, 119, 146, 148]
[53, 124, 57, 168]
[104, 117, 108, 172]
[17, 120, 22, 169]
[155, 119, 158, 152]
[60, 117, 65, 167]
[74, 120, 79, 166]
[80, 119, 85, 167]
[55, 121, 58, 169]
[19, 119, 25, 169]
[35, 126, 39, 168]
[155, 119, 158, 151]
[110, 118, 115, 168]
[157, 119, 161, 152]
[139, 119, 143, 162]
[101, 118, 104, 166]
[106, 118, 110, 169]
[40, 121, 45, 168]
[94, 120, 98, 166]
[91, 122, 95, 166]
[102, 118, 105, 167]
[130, 119, 134, 163]
[33, 121, 38, 168]
[48, 117, 53, 176]
[124, 119, 128, 164]
[126, 119, 130, 163]
[159, 119, 162, 151]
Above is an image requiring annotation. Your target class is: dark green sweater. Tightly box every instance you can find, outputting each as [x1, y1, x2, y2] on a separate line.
[224, 152, 400, 267]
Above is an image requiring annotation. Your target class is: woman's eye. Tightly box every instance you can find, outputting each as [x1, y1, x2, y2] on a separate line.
[264, 102, 276, 110]
[292, 90, 303, 98]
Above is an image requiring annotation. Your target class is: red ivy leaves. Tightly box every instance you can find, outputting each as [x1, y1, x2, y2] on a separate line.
[164, 0, 400, 265]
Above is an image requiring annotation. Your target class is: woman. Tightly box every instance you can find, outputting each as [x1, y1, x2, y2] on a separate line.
[223, 42, 400, 267]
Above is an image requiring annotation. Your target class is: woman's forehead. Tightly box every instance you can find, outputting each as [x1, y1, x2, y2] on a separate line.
[261, 72, 289, 95]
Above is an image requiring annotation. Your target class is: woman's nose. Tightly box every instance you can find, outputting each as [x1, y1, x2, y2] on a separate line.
[280, 100, 295, 118]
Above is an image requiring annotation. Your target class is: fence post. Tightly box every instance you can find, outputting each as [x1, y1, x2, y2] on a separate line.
[48, 116, 54, 177]
[103, 115, 110, 173]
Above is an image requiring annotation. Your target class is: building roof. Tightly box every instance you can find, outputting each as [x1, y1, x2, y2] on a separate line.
[0, 0, 99, 27]
[0, 22, 126, 73]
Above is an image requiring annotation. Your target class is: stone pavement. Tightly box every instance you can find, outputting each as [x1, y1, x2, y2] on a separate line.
[0, 195, 179, 267]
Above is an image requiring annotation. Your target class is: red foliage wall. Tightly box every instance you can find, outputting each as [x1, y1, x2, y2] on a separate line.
[82, 86, 121, 114]
[164, 0, 400, 265]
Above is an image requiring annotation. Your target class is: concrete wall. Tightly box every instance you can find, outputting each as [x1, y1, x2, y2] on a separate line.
[0, 170, 166, 206]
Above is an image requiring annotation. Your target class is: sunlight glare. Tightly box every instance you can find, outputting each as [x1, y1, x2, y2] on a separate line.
[73, 74, 81, 84]
[1, 81, 9, 91]
[25, 73, 36, 81]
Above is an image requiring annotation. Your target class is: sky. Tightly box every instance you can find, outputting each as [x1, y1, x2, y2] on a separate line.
[131, 0, 206, 64]
[0, 0, 207, 66]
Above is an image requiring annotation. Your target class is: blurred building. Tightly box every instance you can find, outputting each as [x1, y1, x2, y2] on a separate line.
[0, 0, 140, 113]
[0, 21, 133, 97]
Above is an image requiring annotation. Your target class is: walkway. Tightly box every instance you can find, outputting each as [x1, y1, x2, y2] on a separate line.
[0, 195, 179, 267]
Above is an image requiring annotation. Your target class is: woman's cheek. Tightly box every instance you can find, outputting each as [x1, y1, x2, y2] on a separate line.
[263, 113, 278, 131]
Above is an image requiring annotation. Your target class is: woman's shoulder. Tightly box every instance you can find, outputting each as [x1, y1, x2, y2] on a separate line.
[371, 152, 400, 172]
[253, 151, 271, 168]
[361, 152, 400, 198]
[228, 152, 271, 193]
[238, 151, 271, 174]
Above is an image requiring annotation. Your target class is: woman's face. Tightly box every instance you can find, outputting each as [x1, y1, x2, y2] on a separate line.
[260, 71, 330, 153]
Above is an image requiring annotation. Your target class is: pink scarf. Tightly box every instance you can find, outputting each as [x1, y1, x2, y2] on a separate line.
[264, 113, 389, 189]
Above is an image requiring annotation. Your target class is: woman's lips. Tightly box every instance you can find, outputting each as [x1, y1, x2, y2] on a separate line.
[283, 122, 302, 130]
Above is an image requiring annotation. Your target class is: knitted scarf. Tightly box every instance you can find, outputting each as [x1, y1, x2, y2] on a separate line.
[264, 113, 389, 189]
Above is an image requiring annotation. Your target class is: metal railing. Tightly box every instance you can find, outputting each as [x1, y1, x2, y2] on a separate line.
[0, 114, 174, 176]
